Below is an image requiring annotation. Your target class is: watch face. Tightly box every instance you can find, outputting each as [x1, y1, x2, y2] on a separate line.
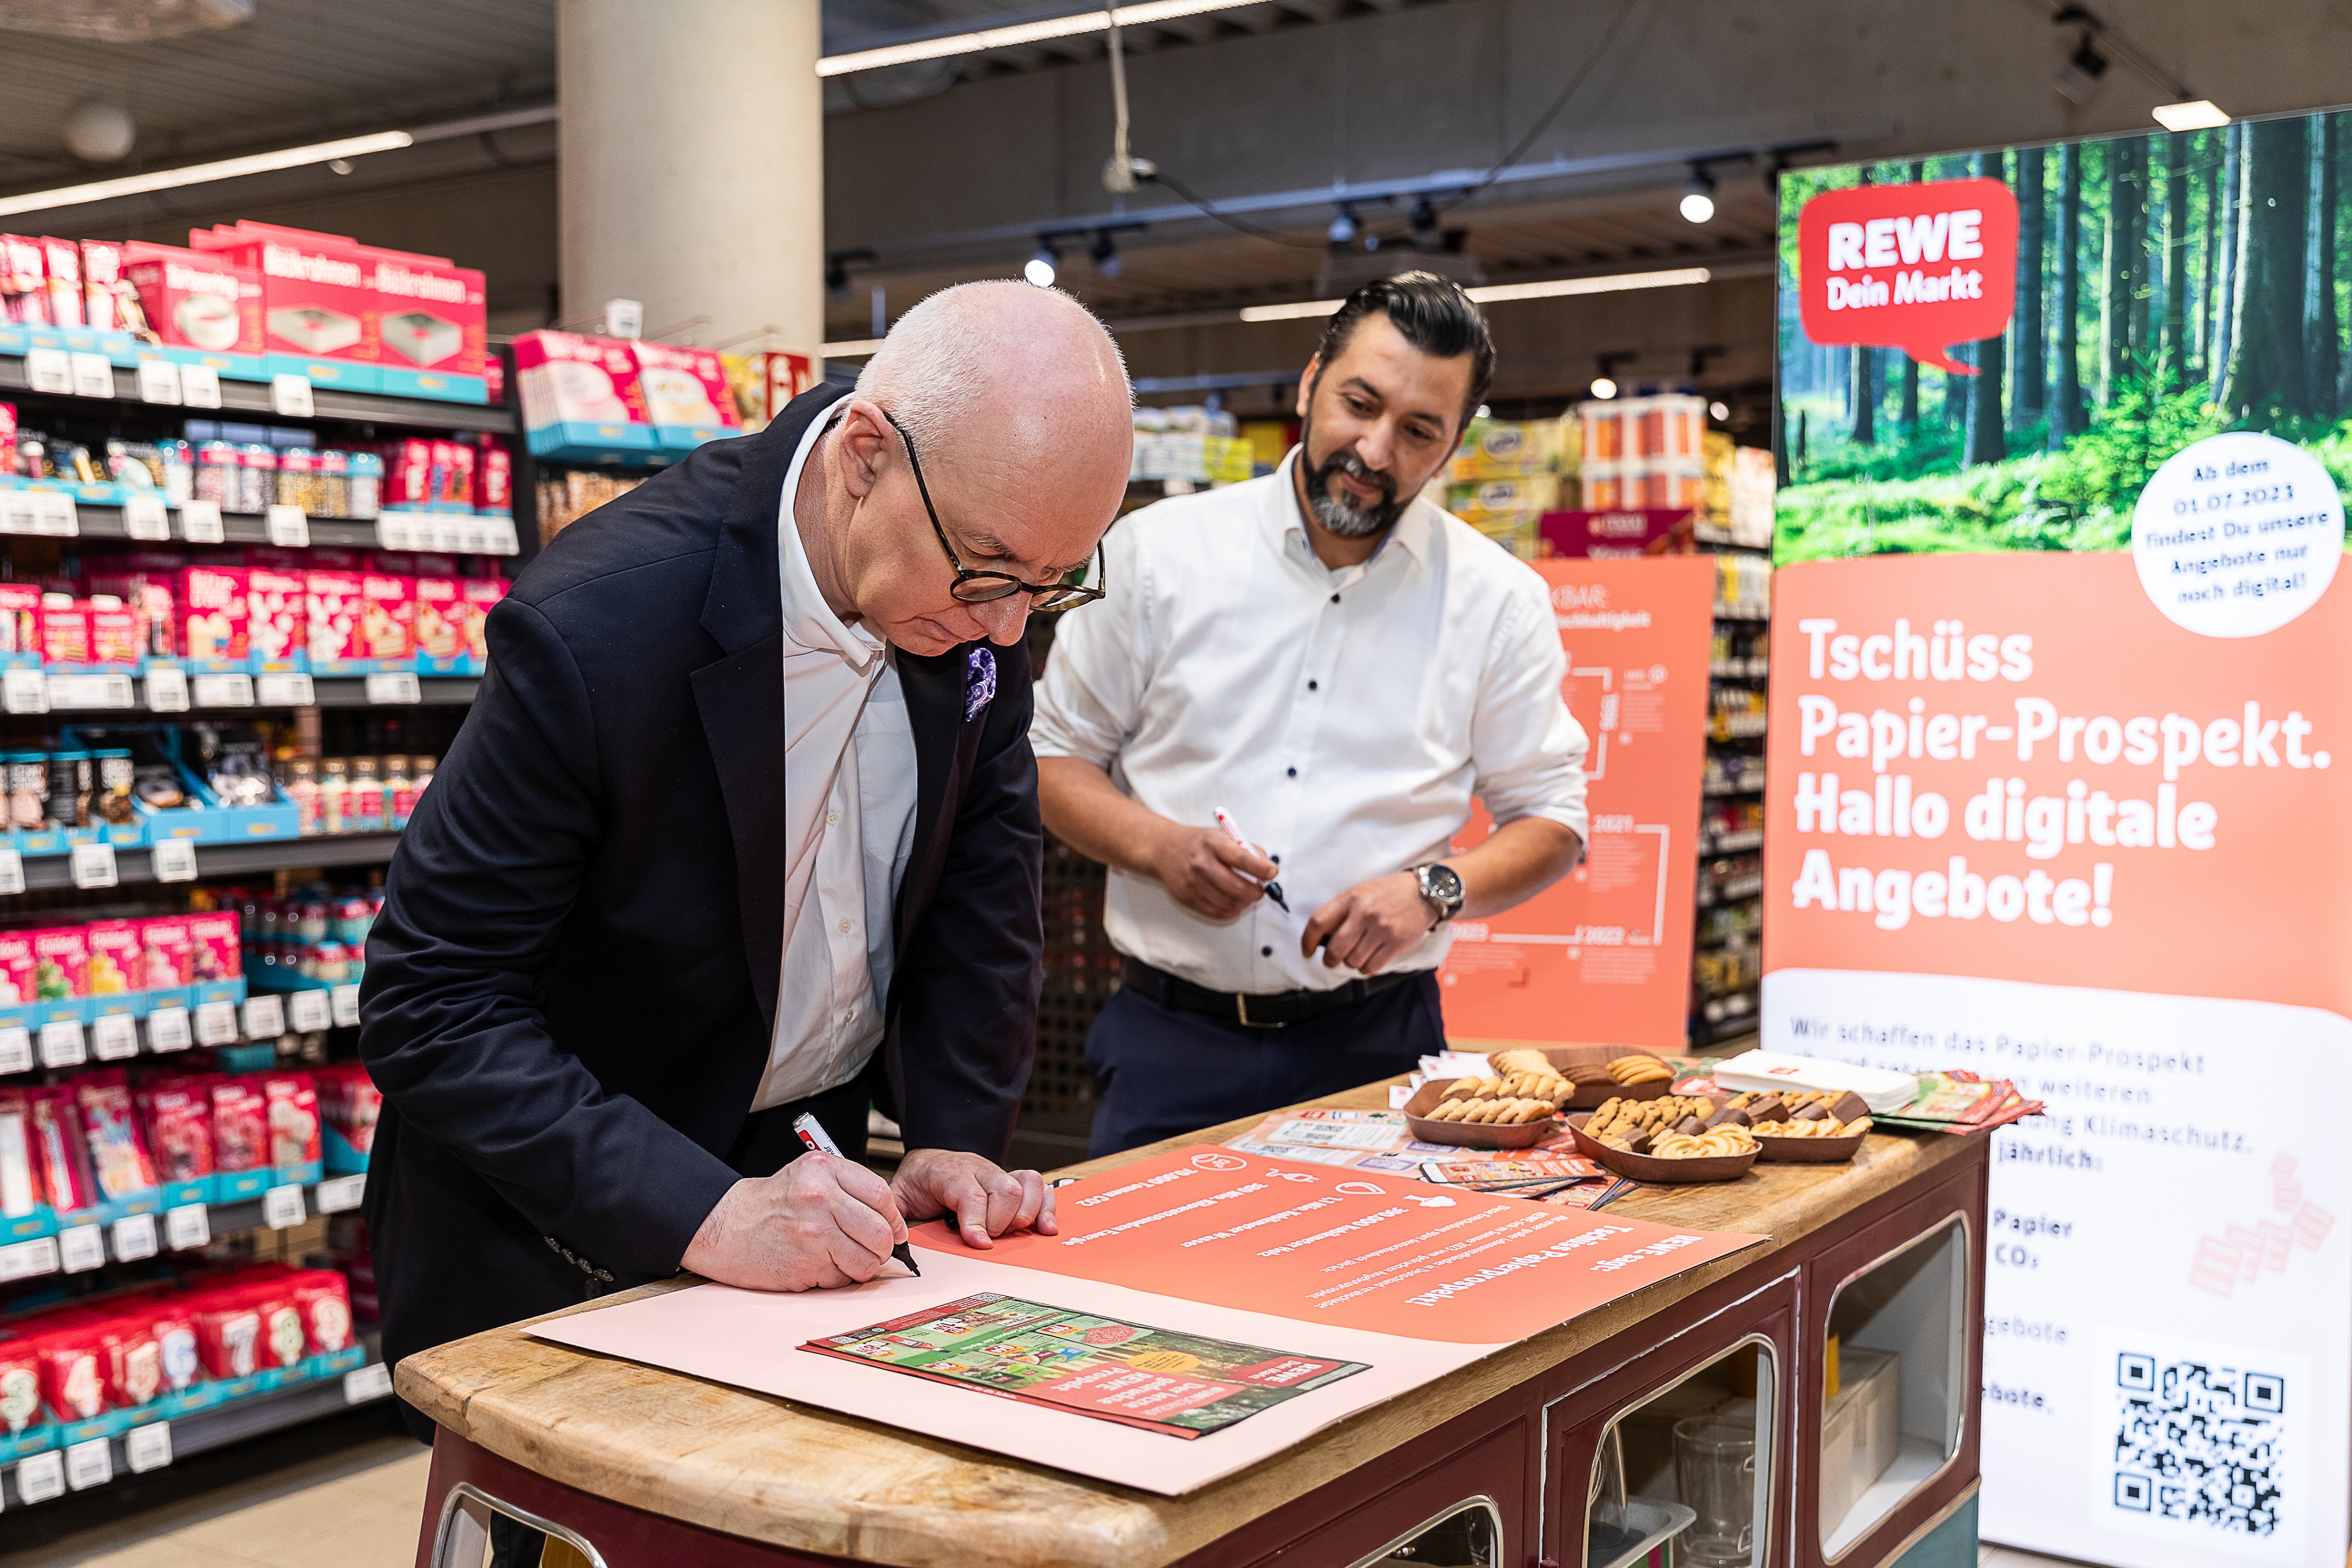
[1424, 864, 1464, 905]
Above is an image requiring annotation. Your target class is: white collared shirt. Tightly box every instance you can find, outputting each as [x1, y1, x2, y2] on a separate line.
[755, 413, 919, 1111]
[1032, 449, 1589, 994]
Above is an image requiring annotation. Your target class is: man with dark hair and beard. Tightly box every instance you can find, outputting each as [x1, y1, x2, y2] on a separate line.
[1033, 271, 1590, 1155]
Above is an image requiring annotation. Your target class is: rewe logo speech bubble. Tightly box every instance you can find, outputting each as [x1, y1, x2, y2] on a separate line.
[1797, 177, 2018, 374]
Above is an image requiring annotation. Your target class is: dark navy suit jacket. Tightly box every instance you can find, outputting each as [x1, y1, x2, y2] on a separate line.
[358, 385, 1043, 1394]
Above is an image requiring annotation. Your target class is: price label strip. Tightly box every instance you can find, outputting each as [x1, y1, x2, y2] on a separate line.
[112, 1212, 158, 1262]
[0, 1235, 59, 1282]
[23, 347, 71, 394]
[39, 1019, 86, 1068]
[270, 373, 315, 418]
[123, 493, 172, 541]
[288, 988, 332, 1032]
[16, 1449, 65, 1504]
[178, 497, 224, 544]
[69, 841, 118, 889]
[316, 1174, 366, 1213]
[151, 836, 200, 882]
[125, 1421, 172, 1475]
[330, 983, 361, 1028]
[144, 664, 191, 712]
[265, 504, 311, 549]
[164, 1202, 210, 1251]
[147, 1005, 191, 1053]
[3, 667, 49, 714]
[242, 993, 285, 1039]
[69, 351, 115, 399]
[48, 672, 134, 710]
[179, 363, 221, 409]
[365, 671, 422, 704]
[254, 672, 314, 707]
[0, 846, 23, 897]
[58, 1223, 104, 1273]
[343, 1362, 394, 1405]
[262, 1183, 306, 1230]
[191, 673, 253, 708]
[135, 358, 183, 405]
[192, 1000, 238, 1046]
[63, 1436, 111, 1491]
[0, 1025, 30, 1075]
[90, 1013, 138, 1060]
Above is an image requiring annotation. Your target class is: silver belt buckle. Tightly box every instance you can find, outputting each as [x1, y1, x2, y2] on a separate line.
[1235, 992, 1286, 1028]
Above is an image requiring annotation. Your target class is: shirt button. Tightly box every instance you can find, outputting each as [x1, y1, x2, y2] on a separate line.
[1286, 766, 1298, 777]
[837, 918, 853, 934]
[826, 808, 840, 825]
[1260, 946, 1273, 957]
[1330, 593, 1341, 604]
[1307, 680, 1319, 691]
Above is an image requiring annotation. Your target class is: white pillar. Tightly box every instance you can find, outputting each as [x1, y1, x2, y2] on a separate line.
[558, 0, 824, 355]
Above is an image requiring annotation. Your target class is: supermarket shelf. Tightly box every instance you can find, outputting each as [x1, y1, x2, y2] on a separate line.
[30, 669, 477, 713]
[1702, 779, 1766, 797]
[1697, 876, 1764, 908]
[1704, 829, 1765, 855]
[0, 354, 515, 435]
[0, 1173, 368, 1280]
[1709, 715, 1769, 740]
[1713, 604, 1769, 621]
[1709, 659, 1769, 680]
[12, 831, 400, 892]
[66, 504, 385, 548]
[0, 1344, 390, 1511]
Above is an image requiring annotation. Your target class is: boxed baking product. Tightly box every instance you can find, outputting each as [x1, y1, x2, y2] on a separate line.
[430, 438, 474, 510]
[39, 239, 83, 329]
[461, 578, 506, 672]
[149, 1298, 200, 1395]
[191, 223, 379, 389]
[137, 914, 193, 1007]
[359, 571, 413, 668]
[472, 438, 511, 514]
[185, 909, 244, 1005]
[366, 245, 487, 400]
[136, 1076, 213, 1195]
[305, 569, 366, 674]
[261, 1071, 321, 1179]
[315, 1063, 381, 1173]
[207, 1076, 268, 1198]
[176, 566, 251, 673]
[0, 581, 34, 666]
[0, 929, 35, 1025]
[73, 1071, 156, 1203]
[290, 1269, 355, 1354]
[83, 919, 142, 1011]
[513, 329, 656, 460]
[1, 235, 48, 324]
[121, 241, 264, 370]
[86, 599, 143, 669]
[378, 437, 434, 511]
[30, 926, 89, 1024]
[245, 567, 308, 674]
[80, 240, 126, 333]
[37, 596, 89, 666]
[411, 576, 466, 674]
[629, 340, 741, 449]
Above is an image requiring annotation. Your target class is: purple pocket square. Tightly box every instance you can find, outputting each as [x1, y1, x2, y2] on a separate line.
[964, 645, 997, 722]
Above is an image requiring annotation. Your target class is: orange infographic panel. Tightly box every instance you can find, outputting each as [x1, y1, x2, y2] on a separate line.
[1438, 554, 1715, 1046]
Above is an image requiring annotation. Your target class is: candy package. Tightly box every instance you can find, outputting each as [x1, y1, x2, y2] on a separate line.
[209, 1076, 267, 1174]
[261, 1072, 320, 1167]
[73, 1070, 157, 1201]
[136, 1076, 213, 1184]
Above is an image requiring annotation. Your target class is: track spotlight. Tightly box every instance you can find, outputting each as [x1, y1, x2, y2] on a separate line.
[1680, 168, 1716, 224]
[825, 258, 851, 300]
[1327, 204, 1358, 247]
[1590, 376, 1618, 400]
[2053, 33, 2108, 104]
[1090, 231, 1122, 280]
[1025, 242, 1059, 288]
[1409, 197, 1441, 250]
[1709, 400, 1731, 421]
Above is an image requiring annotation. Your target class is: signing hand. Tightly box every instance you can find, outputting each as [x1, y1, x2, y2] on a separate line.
[1301, 871, 1434, 975]
[893, 1148, 1058, 1250]
[1150, 825, 1279, 922]
[680, 1152, 908, 1291]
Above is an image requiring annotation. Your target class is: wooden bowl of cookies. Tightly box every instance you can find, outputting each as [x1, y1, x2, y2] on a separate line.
[1488, 1047, 1678, 1109]
[1403, 1076, 1563, 1149]
[1564, 1095, 1761, 1183]
[1722, 1089, 1875, 1163]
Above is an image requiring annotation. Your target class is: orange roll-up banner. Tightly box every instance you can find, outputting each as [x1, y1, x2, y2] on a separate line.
[1438, 554, 1713, 1048]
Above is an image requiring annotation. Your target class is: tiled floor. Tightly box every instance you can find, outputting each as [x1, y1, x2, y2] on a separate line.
[7, 1437, 430, 1568]
[8, 1441, 2101, 1568]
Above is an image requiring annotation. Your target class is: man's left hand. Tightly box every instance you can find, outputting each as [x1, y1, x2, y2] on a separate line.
[892, 1148, 1058, 1250]
[1301, 871, 1432, 975]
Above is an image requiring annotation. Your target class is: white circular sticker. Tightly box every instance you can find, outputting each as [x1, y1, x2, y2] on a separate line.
[2132, 431, 2342, 637]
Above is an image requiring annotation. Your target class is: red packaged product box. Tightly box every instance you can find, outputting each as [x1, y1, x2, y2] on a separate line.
[87, 601, 141, 668]
[137, 914, 192, 993]
[24, 1086, 92, 1212]
[0, 581, 37, 660]
[290, 1269, 355, 1355]
[429, 440, 475, 510]
[81, 239, 126, 332]
[186, 910, 241, 983]
[40, 238, 83, 329]
[95, 1308, 164, 1410]
[261, 1072, 321, 1168]
[247, 566, 306, 673]
[461, 578, 507, 670]
[191, 1291, 265, 1380]
[305, 568, 365, 673]
[0, 1087, 39, 1216]
[412, 577, 466, 674]
[0, 1341, 42, 1434]
[473, 439, 511, 514]
[150, 1298, 201, 1393]
[74, 1069, 156, 1202]
[379, 437, 434, 510]
[192, 223, 378, 367]
[136, 1076, 213, 1185]
[628, 340, 741, 432]
[367, 246, 486, 380]
[39, 598, 89, 666]
[32, 926, 89, 1006]
[0, 928, 35, 1010]
[121, 241, 262, 356]
[361, 571, 413, 666]
[176, 566, 251, 671]
[208, 1077, 267, 1174]
[87, 572, 175, 660]
[316, 1062, 382, 1162]
[35, 1327, 107, 1421]
[1, 235, 48, 324]
[84, 919, 141, 1001]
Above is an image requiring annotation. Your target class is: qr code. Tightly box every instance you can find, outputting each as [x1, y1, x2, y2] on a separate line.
[2112, 1352, 2284, 1535]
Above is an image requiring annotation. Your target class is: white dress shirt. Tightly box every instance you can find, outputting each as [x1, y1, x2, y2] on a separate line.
[754, 412, 918, 1111]
[1032, 448, 1589, 994]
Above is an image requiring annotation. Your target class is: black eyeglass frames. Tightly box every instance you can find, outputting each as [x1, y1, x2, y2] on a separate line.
[880, 410, 1105, 612]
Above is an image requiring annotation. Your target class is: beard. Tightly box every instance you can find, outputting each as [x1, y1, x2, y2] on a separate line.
[1298, 419, 1408, 539]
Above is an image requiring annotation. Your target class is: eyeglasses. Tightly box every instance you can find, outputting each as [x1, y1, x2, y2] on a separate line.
[882, 410, 1105, 612]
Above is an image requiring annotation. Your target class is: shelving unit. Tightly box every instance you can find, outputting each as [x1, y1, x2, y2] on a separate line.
[0, 353, 517, 437]
[1692, 553, 1770, 1050]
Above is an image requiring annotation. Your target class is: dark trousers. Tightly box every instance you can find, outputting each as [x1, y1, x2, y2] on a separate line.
[1084, 970, 1445, 1157]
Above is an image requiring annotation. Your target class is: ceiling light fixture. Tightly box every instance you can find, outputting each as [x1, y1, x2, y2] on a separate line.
[819, 0, 1274, 77]
[1025, 242, 1060, 288]
[1590, 376, 1618, 400]
[1090, 230, 1123, 279]
[2052, 32, 2110, 104]
[1679, 168, 1716, 224]
[1326, 204, 1359, 247]
[0, 128, 412, 218]
[1237, 265, 1713, 323]
[2152, 99, 2229, 131]
[1709, 400, 1731, 420]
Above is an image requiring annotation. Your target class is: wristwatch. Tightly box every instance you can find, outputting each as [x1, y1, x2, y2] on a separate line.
[1413, 862, 1465, 928]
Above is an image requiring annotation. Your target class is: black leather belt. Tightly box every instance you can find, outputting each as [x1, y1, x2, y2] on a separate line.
[1121, 957, 1414, 1029]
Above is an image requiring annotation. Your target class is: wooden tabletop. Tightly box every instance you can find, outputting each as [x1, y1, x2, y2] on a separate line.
[399, 1084, 1982, 1568]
